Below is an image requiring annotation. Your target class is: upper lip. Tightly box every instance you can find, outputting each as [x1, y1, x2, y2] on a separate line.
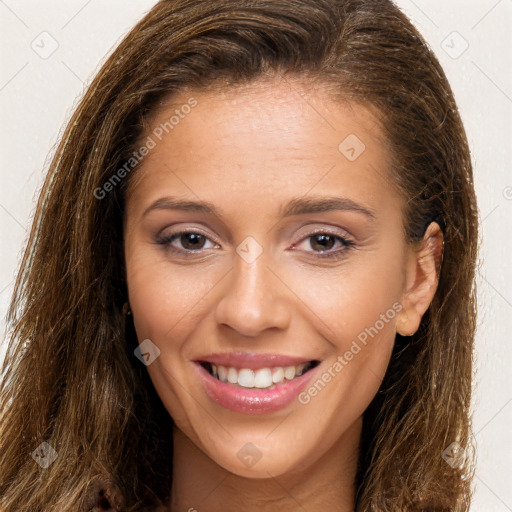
[195, 351, 317, 370]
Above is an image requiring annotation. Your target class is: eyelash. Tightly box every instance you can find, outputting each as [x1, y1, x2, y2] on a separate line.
[155, 229, 355, 260]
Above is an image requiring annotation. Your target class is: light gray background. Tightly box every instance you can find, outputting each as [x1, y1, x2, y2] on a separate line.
[1, 1, 511, 509]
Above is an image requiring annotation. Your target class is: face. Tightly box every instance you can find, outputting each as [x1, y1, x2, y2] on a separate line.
[123, 77, 429, 479]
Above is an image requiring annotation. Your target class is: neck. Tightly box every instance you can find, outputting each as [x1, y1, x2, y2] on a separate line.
[168, 419, 361, 512]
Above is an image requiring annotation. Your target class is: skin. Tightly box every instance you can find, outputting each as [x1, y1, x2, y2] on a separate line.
[123, 76, 442, 512]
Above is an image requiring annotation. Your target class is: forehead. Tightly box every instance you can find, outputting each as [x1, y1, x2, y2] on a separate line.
[126, 78, 400, 221]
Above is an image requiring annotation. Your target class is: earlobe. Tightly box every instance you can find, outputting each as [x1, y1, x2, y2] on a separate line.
[396, 221, 443, 336]
[397, 312, 414, 337]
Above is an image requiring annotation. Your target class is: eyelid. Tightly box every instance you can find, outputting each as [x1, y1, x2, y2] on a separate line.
[290, 230, 355, 260]
[158, 224, 353, 246]
[291, 224, 354, 244]
[156, 225, 355, 262]
[158, 225, 221, 245]
[154, 228, 220, 257]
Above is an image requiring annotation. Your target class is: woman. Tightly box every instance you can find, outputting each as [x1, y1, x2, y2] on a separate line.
[0, 0, 478, 510]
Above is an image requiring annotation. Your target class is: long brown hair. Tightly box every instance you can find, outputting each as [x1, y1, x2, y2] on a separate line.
[0, 0, 478, 510]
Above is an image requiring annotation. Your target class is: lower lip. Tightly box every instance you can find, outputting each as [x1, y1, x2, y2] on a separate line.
[194, 362, 318, 415]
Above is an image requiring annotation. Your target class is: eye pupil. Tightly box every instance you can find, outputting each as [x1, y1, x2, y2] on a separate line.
[181, 233, 205, 250]
[310, 234, 335, 251]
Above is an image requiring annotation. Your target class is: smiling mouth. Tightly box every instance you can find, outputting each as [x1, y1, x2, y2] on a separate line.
[198, 360, 320, 390]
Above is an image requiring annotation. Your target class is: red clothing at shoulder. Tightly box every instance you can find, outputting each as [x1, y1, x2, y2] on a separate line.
[87, 489, 169, 512]
[88, 489, 118, 512]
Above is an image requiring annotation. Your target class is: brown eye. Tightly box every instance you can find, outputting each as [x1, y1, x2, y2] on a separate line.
[179, 232, 207, 250]
[156, 230, 218, 255]
[293, 231, 355, 260]
[309, 234, 337, 252]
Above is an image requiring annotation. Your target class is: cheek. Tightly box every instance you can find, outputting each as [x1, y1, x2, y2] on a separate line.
[276, 255, 403, 409]
[278, 254, 404, 344]
[125, 243, 217, 343]
[292, 272, 400, 430]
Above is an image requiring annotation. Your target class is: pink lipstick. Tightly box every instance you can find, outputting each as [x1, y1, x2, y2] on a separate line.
[194, 352, 320, 414]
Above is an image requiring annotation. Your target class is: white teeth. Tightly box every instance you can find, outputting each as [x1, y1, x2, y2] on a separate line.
[238, 368, 255, 388]
[272, 367, 284, 383]
[207, 362, 314, 389]
[284, 366, 296, 380]
[217, 365, 227, 382]
[254, 368, 273, 388]
[227, 367, 238, 384]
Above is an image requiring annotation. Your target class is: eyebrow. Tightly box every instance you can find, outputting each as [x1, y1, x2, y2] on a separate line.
[142, 195, 376, 221]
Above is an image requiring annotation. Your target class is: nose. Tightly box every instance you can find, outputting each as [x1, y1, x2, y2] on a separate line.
[214, 250, 292, 337]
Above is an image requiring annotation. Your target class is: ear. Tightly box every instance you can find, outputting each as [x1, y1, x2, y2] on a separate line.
[396, 222, 444, 336]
